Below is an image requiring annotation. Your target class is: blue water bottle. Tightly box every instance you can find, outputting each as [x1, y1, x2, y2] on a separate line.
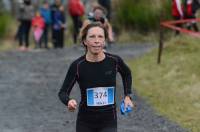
[120, 100, 132, 115]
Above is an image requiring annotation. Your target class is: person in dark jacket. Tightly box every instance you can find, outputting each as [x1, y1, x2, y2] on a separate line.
[98, 0, 111, 21]
[184, 0, 199, 31]
[52, 5, 66, 48]
[50, 0, 63, 48]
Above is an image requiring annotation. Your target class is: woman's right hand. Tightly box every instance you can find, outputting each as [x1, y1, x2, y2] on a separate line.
[67, 99, 77, 112]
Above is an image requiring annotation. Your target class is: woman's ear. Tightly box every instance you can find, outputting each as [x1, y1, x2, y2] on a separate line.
[83, 40, 87, 46]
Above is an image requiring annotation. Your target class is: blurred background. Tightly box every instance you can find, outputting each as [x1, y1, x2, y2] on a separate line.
[0, 0, 172, 50]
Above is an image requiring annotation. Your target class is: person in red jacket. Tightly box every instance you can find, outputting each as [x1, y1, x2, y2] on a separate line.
[172, 0, 184, 35]
[32, 11, 45, 49]
[184, 0, 199, 31]
[68, 0, 85, 44]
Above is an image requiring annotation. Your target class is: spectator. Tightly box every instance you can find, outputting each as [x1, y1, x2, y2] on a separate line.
[81, 6, 114, 45]
[50, 0, 63, 48]
[52, 5, 66, 48]
[17, 0, 34, 51]
[40, 1, 52, 49]
[68, 0, 85, 44]
[184, 0, 199, 31]
[32, 11, 45, 49]
[191, 0, 200, 12]
[172, 0, 184, 35]
[98, 0, 111, 21]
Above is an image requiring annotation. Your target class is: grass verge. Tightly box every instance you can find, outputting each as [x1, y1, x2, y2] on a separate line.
[128, 35, 200, 132]
[116, 30, 158, 44]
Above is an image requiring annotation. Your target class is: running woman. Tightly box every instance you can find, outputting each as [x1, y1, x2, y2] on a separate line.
[58, 22, 136, 132]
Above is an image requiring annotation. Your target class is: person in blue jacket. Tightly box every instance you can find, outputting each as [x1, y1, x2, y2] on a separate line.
[40, 1, 52, 49]
[52, 5, 66, 48]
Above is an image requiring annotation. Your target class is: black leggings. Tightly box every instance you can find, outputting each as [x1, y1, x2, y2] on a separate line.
[76, 119, 117, 132]
[71, 15, 82, 44]
[53, 29, 64, 48]
[18, 20, 31, 47]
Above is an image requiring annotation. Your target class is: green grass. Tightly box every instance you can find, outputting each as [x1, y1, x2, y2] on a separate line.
[113, 0, 171, 32]
[0, 13, 12, 38]
[128, 35, 200, 132]
[116, 30, 158, 44]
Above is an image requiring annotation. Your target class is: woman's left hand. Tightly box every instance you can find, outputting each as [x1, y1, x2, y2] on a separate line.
[124, 96, 136, 109]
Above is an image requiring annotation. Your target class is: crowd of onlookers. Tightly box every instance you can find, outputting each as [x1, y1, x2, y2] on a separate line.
[15, 0, 200, 51]
[15, 0, 113, 51]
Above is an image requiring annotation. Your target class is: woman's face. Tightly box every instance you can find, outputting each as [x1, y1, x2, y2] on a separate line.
[84, 27, 105, 55]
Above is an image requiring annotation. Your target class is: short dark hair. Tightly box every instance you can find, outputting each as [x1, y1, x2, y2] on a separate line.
[43, 0, 48, 4]
[81, 22, 108, 46]
[93, 5, 107, 16]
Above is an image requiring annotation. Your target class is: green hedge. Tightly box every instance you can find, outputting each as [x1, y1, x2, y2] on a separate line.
[0, 13, 11, 38]
[113, 0, 171, 32]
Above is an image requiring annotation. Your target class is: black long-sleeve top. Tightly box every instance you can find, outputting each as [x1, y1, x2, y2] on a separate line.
[58, 52, 132, 113]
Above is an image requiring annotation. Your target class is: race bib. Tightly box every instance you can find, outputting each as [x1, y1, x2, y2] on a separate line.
[87, 87, 114, 106]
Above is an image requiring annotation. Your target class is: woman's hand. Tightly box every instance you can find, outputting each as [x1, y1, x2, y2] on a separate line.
[124, 96, 136, 109]
[67, 99, 77, 112]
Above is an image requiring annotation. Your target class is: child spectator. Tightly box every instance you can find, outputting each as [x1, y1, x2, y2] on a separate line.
[32, 11, 45, 49]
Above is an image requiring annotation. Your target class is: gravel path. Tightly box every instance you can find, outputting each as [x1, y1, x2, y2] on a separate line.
[0, 44, 188, 132]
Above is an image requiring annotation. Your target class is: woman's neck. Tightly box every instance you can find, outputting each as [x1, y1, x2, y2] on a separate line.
[86, 52, 105, 62]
